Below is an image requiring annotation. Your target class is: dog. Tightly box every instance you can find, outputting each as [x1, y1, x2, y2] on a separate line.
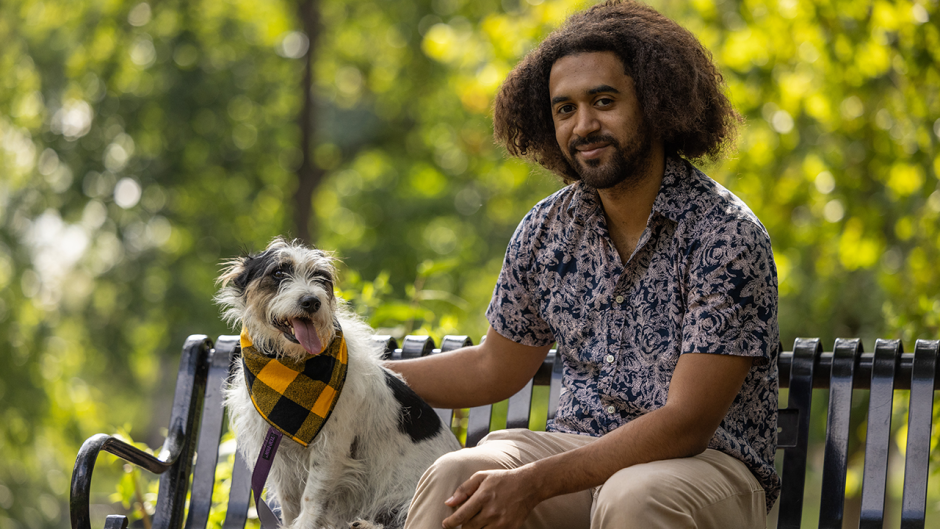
[216, 237, 460, 529]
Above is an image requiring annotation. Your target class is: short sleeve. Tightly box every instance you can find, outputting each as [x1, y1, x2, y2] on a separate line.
[485, 210, 556, 347]
[681, 219, 778, 364]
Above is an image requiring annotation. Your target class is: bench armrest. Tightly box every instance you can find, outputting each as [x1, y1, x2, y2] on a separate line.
[70, 335, 214, 529]
[70, 433, 179, 529]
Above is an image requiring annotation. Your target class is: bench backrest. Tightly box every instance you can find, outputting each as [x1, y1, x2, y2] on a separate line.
[775, 338, 939, 529]
[70, 335, 940, 529]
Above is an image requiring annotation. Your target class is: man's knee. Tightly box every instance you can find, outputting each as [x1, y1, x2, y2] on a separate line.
[419, 447, 504, 489]
[592, 467, 703, 529]
[596, 463, 690, 513]
[592, 455, 765, 529]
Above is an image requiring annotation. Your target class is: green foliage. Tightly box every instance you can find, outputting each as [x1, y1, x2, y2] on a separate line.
[676, 0, 940, 347]
[0, 0, 937, 528]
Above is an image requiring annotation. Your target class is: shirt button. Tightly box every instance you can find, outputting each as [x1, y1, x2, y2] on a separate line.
[605, 354, 615, 364]
[615, 295, 624, 304]
[606, 405, 616, 414]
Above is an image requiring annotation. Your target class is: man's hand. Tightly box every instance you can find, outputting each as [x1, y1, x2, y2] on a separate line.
[442, 467, 543, 529]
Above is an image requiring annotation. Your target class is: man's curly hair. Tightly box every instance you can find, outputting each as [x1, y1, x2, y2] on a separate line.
[493, 0, 742, 182]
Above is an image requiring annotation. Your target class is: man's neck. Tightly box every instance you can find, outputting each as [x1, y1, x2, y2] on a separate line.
[596, 145, 666, 263]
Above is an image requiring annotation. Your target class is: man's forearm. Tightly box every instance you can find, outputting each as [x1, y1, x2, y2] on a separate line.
[525, 352, 754, 501]
[440, 401, 719, 529]
[524, 404, 711, 502]
[385, 327, 551, 409]
[386, 345, 500, 408]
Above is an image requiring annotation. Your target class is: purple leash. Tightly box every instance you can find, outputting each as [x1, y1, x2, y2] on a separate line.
[251, 426, 284, 529]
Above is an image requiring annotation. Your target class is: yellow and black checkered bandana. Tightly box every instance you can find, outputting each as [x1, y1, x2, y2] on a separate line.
[240, 322, 348, 447]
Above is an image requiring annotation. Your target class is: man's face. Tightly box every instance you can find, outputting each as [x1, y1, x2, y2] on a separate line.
[548, 51, 653, 189]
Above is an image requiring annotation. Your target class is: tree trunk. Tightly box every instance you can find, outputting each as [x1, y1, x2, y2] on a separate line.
[294, 0, 323, 244]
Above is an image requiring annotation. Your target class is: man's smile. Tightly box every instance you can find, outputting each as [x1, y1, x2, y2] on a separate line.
[569, 135, 618, 163]
[576, 143, 611, 160]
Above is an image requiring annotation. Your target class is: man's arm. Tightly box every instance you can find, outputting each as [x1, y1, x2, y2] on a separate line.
[441, 351, 754, 529]
[385, 327, 552, 409]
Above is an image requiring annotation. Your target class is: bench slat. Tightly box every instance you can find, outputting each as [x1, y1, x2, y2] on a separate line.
[777, 338, 820, 529]
[184, 338, 236, 529]
[547, 351, 563, 421]
[859, 339, 902, 527]
[208, 337, 257, 529]
[222, 451, 252, 529]
[432, 337, 474, 434]
[818, 338, 861, 528]
[506, 379, 535, 430]
[374, 336, 399, 360]
[434, 408, 454, 430]
[466, 405, 493, 448]
[151, 336, 213, 529]
[900, 339, 939, 528]
[104, 515, 128, 529]
[222, 451, 251, 529]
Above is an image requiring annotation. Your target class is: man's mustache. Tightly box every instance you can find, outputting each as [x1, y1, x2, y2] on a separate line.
[568, 134, 620, 158]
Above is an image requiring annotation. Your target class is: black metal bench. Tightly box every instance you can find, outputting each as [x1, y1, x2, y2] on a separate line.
[70, 335, 940, 529]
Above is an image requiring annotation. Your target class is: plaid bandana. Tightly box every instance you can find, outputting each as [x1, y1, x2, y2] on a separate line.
[240, 322, 348, 447]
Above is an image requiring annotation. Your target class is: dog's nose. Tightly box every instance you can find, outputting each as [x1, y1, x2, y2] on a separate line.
[300, 295, 321, 313]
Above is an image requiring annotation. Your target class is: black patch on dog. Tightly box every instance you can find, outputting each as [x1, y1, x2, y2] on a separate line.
[234, 249, 277, 290]
[269, 262, 294, 285]
[383, 371, 442, 443]
[374, 507, 401, 528]
[309, 268, 335, 301]
[349, 436, 360, 460]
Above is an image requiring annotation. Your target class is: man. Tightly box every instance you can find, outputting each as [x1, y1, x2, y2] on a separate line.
[388, 1, 779, 528]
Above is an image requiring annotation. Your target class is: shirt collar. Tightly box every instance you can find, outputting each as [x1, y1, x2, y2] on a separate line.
[564, 155, 693, 223]
[651, 155, 694, 224]
[565, 181, 601, 218]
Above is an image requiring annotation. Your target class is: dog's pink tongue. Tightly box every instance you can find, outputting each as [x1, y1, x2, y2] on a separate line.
[291, 318, 322, 355]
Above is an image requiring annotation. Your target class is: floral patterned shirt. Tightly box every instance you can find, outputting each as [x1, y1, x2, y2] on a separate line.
[486, 156, 780, 510]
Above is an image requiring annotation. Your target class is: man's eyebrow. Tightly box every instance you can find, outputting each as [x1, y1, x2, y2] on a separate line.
[550, 84, 621, 106]
[588, 84, 620, 95]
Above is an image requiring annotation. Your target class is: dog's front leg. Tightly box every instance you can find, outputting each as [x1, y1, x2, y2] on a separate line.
[272, 481, 303, 527]
[289, 486, 332, 529]
[286, 467, 332, 529]
[290, 451, 357, 529]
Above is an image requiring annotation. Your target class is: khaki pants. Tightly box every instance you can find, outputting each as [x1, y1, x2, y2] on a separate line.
[404, 429, 766, 529]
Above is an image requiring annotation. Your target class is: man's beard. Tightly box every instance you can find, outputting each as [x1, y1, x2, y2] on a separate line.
[567, 127, 653, 191]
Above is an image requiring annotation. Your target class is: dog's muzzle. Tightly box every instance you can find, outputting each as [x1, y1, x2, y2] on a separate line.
[272, 295, 327, 355]
[300, 295, 321, 313]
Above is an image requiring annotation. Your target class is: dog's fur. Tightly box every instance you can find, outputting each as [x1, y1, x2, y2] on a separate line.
[216, 238, 460, 529]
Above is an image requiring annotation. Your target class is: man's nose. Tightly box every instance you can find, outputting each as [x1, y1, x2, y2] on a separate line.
[572, 108, 600, 139]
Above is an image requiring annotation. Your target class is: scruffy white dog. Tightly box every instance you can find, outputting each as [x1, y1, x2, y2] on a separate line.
[216, 237, 459, 529]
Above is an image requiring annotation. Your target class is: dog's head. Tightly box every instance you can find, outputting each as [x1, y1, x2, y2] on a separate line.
[216, 237, 338, 360]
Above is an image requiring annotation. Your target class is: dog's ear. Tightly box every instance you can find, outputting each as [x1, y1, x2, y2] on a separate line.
[219, 249, 274, 291]
[235, 250, 273, 289]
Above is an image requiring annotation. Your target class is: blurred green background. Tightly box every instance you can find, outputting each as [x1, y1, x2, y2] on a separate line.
[0, 0, 937, 527]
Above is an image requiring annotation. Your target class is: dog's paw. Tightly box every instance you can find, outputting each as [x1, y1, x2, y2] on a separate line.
[348, 520, 383, 529]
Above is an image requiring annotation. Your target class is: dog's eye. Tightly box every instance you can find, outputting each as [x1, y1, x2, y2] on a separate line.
[272, 269, 288, 281]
